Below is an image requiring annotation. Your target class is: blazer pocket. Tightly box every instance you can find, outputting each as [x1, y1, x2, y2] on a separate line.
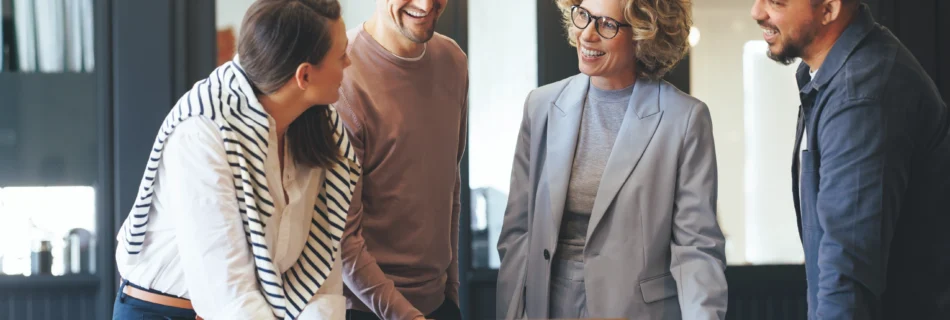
[639, 273, 678, 303]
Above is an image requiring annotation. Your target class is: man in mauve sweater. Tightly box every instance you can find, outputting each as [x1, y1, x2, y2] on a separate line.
[333, 1, 468, 320]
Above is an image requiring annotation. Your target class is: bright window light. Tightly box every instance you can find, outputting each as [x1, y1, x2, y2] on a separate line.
[742, 41, 803, 265]
[0, 186, 96, 276]
[689, 26, 701, 47]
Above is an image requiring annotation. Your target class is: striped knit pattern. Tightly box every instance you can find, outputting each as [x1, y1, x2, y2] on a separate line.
[118, 59, 360, 319]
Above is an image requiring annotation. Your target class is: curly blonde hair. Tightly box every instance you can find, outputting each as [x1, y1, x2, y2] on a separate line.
[556, 0, 692, 80]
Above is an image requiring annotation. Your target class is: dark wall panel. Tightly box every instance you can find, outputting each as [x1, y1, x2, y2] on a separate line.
[866, 0, 897, 30]
[433, 1, 471, 318]
[725, 266, 807, 320]
[112, 0, 176, 230]
[537, 0, 579, 86]
[176, 0, 218, 94]
[0, 277, 99, 320]
[0, 289, 97, 320]
[894, 0, 937, 82]
[666, 53, 690, 94]
[938, 0, 950, 100]
[0, 74, 98, 186]
[436, 0, 467, 52]
[868, 0, 947, 101]
[112, 0, 217, 227]
[97, 0, 116, 318]
[469, 280, 497, 320]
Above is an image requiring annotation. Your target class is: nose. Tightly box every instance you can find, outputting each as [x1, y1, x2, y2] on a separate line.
[579, 21, 600, 43]
[410, 0, 435, 12]
[750, 0, 767, 21]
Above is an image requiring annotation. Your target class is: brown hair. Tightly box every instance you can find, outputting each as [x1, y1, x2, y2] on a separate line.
[238, 0, 342, 169]
[556, 0, 692, 80]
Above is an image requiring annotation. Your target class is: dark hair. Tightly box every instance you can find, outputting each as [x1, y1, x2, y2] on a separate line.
[238, 0, 342, 169]
[812, 0, 860, 7]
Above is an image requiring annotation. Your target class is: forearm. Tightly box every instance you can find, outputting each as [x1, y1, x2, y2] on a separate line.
[341, 195, 423, 320]
[342, 248, 423, 320]
[445, 171, 461, 304]
[447, 78, 468, 305]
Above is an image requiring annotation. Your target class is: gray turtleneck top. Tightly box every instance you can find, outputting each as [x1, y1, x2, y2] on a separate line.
[556, 81, 633, 262]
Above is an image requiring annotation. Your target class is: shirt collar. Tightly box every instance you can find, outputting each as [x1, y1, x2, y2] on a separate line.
[797, 3, 876, 95]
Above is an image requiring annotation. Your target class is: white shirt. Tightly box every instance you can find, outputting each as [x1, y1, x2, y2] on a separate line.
[116, 117, 344, 320]
[802, 68, 818, 157]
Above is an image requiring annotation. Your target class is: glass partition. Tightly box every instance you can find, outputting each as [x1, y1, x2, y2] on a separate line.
[0, 186, 96, 276]
[692, 0, 804, 265]
[467, 0, 537, 270]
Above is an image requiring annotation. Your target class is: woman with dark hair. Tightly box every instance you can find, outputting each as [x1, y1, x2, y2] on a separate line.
[113, 0, 358, 319]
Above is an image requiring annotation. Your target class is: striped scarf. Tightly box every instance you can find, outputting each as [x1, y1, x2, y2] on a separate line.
[118, 59, 360, 319]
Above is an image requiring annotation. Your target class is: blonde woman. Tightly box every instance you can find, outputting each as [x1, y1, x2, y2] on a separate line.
[496, 0, 727, 319]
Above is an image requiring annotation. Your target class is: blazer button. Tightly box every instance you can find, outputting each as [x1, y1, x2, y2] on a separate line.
[543, 249, 550, 260]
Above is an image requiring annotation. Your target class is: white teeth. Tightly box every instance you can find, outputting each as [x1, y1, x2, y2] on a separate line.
[405, 10, 427, 18]
[581, 47, 605, 57]
[762, 28, 778, 36]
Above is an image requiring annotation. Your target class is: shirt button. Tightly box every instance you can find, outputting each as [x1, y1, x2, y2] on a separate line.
[543, 249, 550, 260]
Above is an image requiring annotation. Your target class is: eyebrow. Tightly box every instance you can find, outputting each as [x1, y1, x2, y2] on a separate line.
[578, 6, 624, 23]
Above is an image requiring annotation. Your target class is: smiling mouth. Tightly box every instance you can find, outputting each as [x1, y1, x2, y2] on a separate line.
[758, 22, 779, 41]
[581, 46, 605, 57]
[403, 8, 429, 19]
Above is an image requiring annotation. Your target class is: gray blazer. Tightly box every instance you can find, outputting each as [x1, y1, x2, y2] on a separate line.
[496, 74, 728, 320]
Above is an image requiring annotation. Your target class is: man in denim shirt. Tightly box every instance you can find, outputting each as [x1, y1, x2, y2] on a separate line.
[751, 0, 950, 318]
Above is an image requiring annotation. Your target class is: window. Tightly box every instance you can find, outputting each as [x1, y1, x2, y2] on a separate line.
[467, 0, 538, 270]
[0, 186, 96, 275]
[691, 1, 804, 265]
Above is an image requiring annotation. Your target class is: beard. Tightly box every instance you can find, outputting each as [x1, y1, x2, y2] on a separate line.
[768, 43, 803, 66]
[398, 22, 437, 44]
[395, 3, 442, 44]
[760, 21, 817, 66]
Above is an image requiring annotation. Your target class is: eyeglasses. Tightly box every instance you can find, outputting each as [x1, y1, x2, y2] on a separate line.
[571, 5, 632, 40]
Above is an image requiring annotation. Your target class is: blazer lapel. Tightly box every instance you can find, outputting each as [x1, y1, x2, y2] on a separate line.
[546, 75, 588, 241]
[791, 106, 805, 241]
[587, 78, 663, 238]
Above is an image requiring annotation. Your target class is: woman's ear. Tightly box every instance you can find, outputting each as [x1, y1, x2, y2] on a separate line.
[293, 62, 312, 90]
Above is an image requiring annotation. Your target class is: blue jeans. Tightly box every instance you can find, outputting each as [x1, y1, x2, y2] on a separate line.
[112, 280, 197, 320]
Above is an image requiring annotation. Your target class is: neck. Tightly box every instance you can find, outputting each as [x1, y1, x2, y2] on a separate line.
[364, 17, 426, 57]
[801, 37, 835, 72]
[257, 92, 307, 138]
[591, 70, 638, 90]
[802, 10, 856, 71]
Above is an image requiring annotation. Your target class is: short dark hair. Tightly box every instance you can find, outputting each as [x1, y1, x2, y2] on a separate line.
[812, 0, 861, 7]
[238, 0, 342, 169]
